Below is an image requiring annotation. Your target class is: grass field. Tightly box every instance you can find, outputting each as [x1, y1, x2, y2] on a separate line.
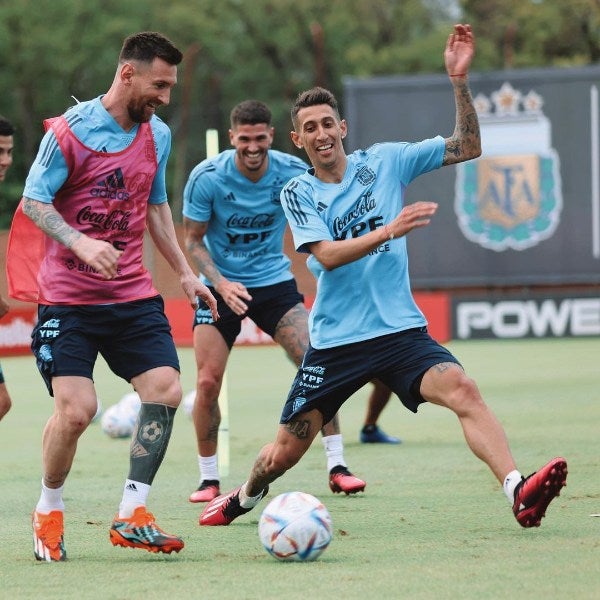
[1, 338, 599, 599]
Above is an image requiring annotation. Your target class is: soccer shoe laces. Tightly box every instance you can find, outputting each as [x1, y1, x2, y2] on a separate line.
[124, 509, 171, 538]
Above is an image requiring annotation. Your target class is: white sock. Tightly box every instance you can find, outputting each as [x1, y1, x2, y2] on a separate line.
[238, 482, 265, 509]
[503, 469, 523, 503]
[118, 479, 151, 518]
[36, 480, 65, 513]
[321, 434, 346, 472]
[199, 454, 219, 482]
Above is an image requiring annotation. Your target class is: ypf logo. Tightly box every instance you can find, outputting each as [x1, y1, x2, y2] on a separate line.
[455, 82, 562, 251]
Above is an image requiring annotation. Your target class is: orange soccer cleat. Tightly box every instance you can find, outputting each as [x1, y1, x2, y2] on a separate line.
[32, 509, 67, 562]
[110, 506, 184, 554]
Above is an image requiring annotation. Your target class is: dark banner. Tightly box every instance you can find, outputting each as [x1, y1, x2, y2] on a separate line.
[344, 66, 600, 288]
[451, 291, 600, 339]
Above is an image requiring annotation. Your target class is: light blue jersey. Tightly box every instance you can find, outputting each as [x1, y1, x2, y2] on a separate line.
[183, 149, 308, 287]
[23, 96, 171, 205]
[281, 137, 445, 349]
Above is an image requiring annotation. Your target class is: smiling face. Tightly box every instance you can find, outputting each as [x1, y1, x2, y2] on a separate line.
[0, 134, 14, 182]
[124, 57, 177, 124]
[290, 104, 347, 182]
[230, 122, 274, 181]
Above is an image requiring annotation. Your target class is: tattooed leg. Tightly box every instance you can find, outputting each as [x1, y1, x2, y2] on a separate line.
[128, 403, 176, 485]
[246, 410, 322, 496]
[273, 303, 309, 366]
[420, 362, 516, 483]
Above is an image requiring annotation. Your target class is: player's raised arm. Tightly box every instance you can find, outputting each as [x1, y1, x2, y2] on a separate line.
[442, 24, 481, 166]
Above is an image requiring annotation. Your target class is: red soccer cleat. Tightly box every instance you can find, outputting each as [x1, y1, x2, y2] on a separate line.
[512, 457, 568, 527]
[329, 466, 366, 495]
[189, 480, 220, 503]
[200, 486, 268, 526]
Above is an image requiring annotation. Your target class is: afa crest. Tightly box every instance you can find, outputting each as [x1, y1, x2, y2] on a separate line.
[356, 164, 376, 186]
[292, 396, 307, 412]
[455, 82, 562, 251]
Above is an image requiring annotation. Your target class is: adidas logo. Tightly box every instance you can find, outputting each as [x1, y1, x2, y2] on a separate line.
[316, 201, 328, 212]
[224, 192, 236, 202]
[125, 483, 138, 492]
[90, 167, 130, 200]
[99, 168, 125, 189]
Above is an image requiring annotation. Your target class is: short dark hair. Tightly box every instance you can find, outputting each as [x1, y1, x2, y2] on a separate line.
[119, 31, 183, 66]
[0, 115, 15, 137]
[230, 100, 272, 128]
[291, 87, 340, 129]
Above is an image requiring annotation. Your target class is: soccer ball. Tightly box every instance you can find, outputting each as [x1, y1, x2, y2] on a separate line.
[117, 391, 141, 429]
[100, 402, 136, 439]
[258, 491, 333, 562]
[182, 389, 196, 418]
[119, 391, 141, 413]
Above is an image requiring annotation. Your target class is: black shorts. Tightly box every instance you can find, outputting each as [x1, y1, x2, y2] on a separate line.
[280, 327, 461, 425]
[193, 279, 304, 349]
[31, 296, 180, 396]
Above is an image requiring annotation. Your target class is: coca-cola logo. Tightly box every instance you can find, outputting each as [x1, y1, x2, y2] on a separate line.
[332, 191, 376, 237]
[76, 206, 131, 231]
[226, 213, 275, 228]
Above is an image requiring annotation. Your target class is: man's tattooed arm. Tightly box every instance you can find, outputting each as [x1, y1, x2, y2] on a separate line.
[183, 217, 224, 287]
[442, 78, 482, 166]
[22, 197, 81, 248]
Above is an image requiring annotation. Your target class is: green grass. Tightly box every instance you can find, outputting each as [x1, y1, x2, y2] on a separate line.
[1, 339, 599, 599]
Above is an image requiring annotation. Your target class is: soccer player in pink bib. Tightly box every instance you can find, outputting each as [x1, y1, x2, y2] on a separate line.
[8, 32, 217, 561]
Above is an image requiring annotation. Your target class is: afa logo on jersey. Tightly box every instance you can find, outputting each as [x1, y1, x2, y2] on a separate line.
[455, 82, 562, 251]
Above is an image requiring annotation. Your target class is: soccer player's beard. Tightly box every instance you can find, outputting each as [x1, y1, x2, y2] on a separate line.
[243, 151, 267, 172]
[127, 100, 153, 124]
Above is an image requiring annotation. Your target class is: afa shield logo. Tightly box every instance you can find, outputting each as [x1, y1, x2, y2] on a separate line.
[455, 82, 562, 251]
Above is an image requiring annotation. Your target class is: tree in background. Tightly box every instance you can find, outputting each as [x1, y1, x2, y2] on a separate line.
[460, 0, 600, 69]
[0, 0, 598, 226]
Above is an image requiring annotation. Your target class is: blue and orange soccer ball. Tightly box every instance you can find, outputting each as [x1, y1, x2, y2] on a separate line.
[258, 491, 333, 562]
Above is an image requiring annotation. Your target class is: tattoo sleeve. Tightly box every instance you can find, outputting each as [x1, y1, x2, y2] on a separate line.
[443, 80, 481, 166]
[184, 220, 223, 286]
[22, 197, 81, 249]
